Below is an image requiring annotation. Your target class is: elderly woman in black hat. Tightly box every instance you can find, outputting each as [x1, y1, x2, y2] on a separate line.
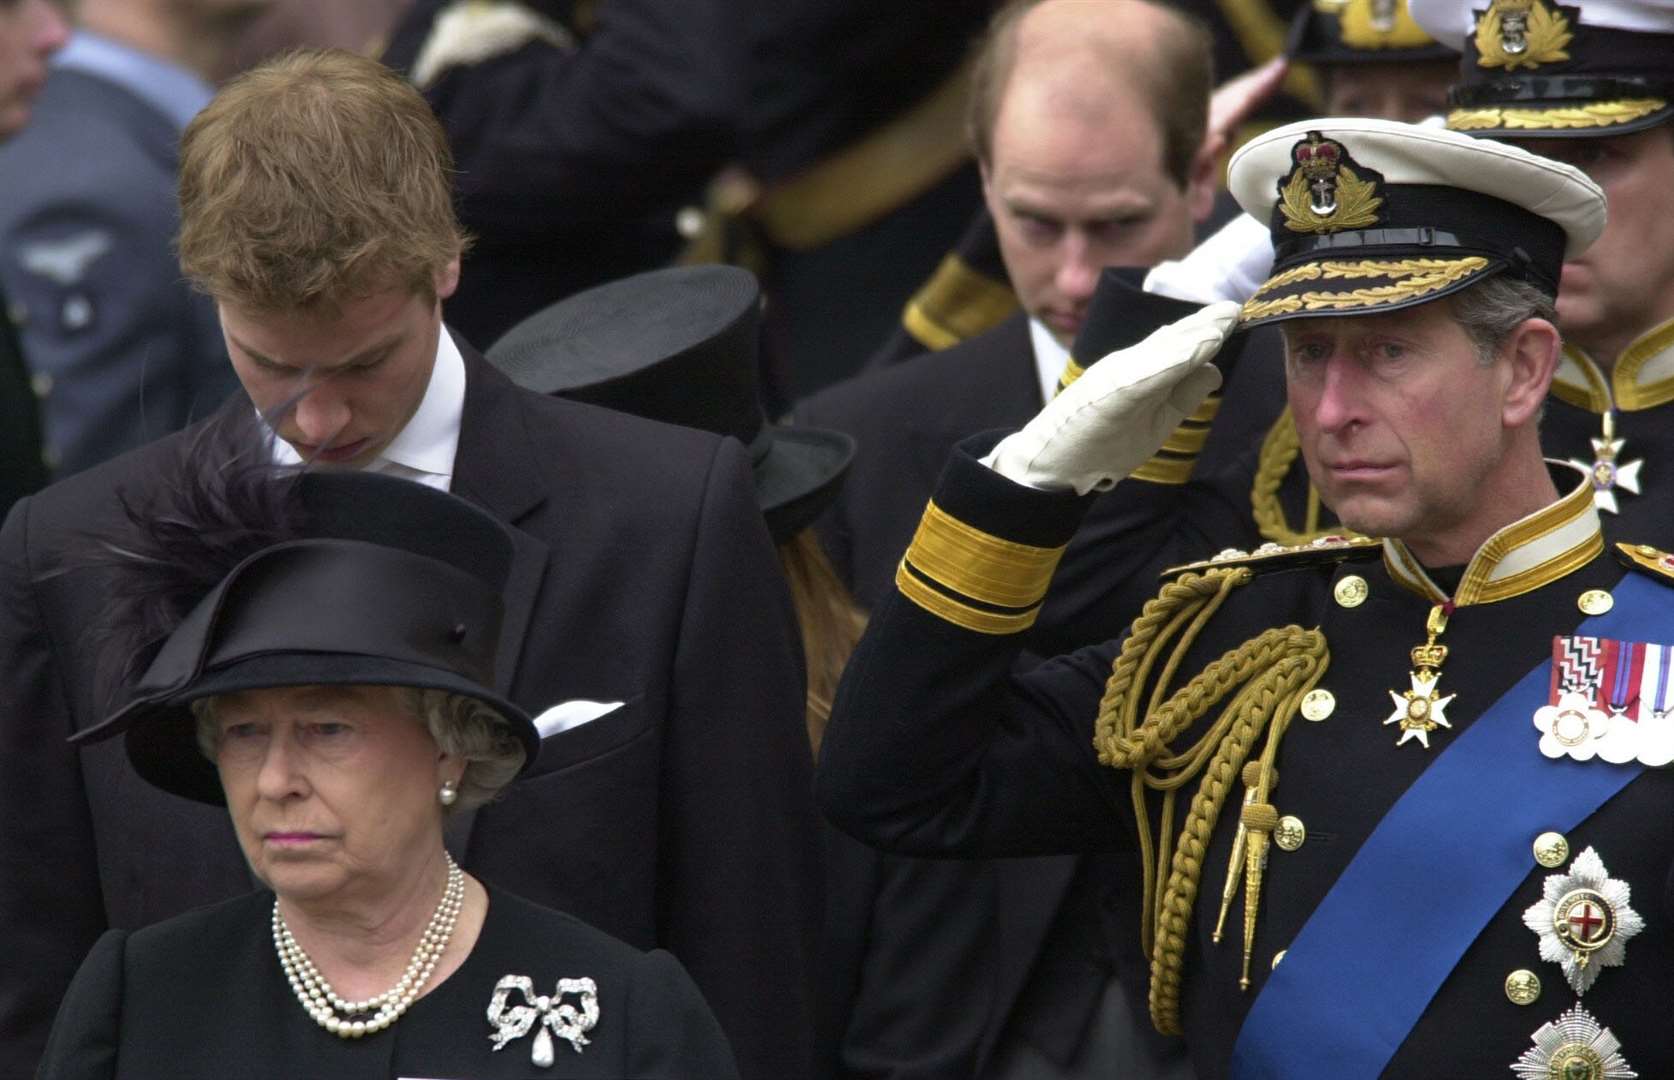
[38, 459, 739, 1079]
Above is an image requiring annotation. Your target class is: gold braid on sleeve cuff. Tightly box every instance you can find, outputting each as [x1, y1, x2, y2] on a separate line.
[1130, 394, 1221, 486]
[894, 500, 1068, 634]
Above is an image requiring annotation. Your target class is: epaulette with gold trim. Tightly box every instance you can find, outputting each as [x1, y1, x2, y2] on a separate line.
[1612, 542, 1674, 586]
[1161, 534, 1382, 579]
[901, 254, 1017, 351]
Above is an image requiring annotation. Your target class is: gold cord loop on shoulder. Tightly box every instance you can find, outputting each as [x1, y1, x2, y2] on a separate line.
[1092, 567, 1329, 1036]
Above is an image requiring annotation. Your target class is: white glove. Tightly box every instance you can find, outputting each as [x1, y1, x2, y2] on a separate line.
[983, 302, 1241, 494]
[1142, 213, 1273, 305]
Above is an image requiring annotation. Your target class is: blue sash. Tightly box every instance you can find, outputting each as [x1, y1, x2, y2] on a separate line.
[1228, 572, 1663, 1079]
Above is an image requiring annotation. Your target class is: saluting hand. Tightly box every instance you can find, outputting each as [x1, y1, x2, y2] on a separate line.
[984, 302, 1241, 495]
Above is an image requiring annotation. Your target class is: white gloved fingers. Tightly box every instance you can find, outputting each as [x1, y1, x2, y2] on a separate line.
[1080, 301, 1241, 396]
[983, 302, 1239, 494]
[1166, 361, 1223, 415]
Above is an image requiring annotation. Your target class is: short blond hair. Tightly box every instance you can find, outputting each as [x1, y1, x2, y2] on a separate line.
[177, 48, 469, 312]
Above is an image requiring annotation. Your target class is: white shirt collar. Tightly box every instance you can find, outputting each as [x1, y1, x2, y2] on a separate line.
[268, 328, 465, 492]
[1028, 318, 1072, 406]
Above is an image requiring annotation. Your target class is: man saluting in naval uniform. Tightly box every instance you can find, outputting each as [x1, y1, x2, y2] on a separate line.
[819, 116, 1674, 1077]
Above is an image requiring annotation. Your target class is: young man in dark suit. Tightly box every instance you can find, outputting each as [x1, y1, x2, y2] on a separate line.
[0, 48, 818, 1080]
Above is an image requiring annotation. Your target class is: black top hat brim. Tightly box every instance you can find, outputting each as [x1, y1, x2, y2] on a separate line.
[755, 425, 856, 543]
[114, 651, 537, 806]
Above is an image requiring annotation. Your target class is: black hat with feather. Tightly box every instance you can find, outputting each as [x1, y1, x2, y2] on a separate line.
[72, 441, 537, 806]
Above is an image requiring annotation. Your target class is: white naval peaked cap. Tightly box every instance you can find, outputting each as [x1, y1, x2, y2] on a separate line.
[1227, 117, 1604, 326]
[1411, 0, 1674, 136]
[1410, 0, 1674, 52]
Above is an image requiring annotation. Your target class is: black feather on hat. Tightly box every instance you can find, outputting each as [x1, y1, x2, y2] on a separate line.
[72, 414, 537, 805]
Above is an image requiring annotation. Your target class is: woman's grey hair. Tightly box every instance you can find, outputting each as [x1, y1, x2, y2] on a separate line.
[402, 688, 526, 811]
[1448, 274, 1559, 366]
[191, 686, 526, 812]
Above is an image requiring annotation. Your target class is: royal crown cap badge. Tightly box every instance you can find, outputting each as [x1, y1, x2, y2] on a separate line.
[1474, 0, 1573, 70]
[1278, 132, 1384, 234]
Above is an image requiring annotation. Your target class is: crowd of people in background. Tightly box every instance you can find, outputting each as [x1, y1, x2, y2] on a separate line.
[5, 0, 1674, 1077]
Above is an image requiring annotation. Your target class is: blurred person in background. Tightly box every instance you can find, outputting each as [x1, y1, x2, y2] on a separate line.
[380, 0, 998, 407]
[800, 0, 1226, 623]
[0, 0, 266, 478]
[1288, 0, 1457, 123]
[378, 0, 741, 350]
[0, 0, 68, 518]
[218, 0, 413, 76]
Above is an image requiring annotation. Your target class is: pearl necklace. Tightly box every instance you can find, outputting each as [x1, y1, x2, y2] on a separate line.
[272, 853, 466, 1038]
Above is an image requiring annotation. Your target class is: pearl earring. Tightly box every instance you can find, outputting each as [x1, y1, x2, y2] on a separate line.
[439, 779, 459, 807]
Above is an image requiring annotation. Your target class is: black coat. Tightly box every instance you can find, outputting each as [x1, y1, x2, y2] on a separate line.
[818, 443, 1674, 1078]
[797, 319, 1184, 1077]
[0, 347, 818, 1080]
[39, 886, 739, 1079]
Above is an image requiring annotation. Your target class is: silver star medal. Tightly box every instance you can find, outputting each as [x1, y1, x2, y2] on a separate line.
[1511, 1005, 1637, 1080]
[1522, 846, 1644, 995]
[487, 975, 599, 1068]
[1570, 413, 1642, 515]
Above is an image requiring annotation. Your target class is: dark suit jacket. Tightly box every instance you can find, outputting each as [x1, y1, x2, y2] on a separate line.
[797, 316, 1181, 1077]
[39, 886, 740, 1079]
[0, 348, 818, 1080]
